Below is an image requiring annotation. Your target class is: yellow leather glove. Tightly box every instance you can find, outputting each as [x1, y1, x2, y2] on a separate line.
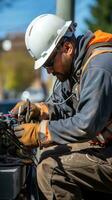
[11, 101, 49, 121]
[34, 102, 49, 120]
[14, 123, 40, 146]
[14, 121, 52, 147]
[11, 101, 29, 115]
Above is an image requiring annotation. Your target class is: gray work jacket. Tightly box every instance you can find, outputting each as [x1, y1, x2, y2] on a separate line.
[46, 31, 112, 144]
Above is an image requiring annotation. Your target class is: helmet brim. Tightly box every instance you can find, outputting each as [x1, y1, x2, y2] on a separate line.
[34, 42, 56, 69]
[34, 59, 44, 70]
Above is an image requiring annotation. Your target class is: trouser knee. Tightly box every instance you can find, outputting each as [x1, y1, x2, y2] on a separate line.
[37, 157, 57, 199]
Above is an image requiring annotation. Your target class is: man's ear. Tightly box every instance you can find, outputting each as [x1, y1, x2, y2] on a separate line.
[62, 41, 74, 55]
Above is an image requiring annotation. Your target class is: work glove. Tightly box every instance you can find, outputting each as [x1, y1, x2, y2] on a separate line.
[11, 101, 49, 122]
[14, 121, 52, 147]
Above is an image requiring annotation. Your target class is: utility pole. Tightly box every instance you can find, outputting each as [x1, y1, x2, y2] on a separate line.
[56, 0, 75, 21]
[49, 0, 75, 95]
[48, 0, 75, 93]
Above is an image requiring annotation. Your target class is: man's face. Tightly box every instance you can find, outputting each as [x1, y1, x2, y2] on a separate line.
[44, 41, 75, 82]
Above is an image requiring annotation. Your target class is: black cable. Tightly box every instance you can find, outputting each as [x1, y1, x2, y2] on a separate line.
[0, 123, 38, 166]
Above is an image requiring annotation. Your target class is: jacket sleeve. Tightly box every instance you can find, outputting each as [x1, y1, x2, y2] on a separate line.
[48, 63, 112, 144]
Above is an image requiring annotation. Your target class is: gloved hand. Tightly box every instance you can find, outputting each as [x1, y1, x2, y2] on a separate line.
[11, 101, 29, 116]
[11, 101, 49, 121]
[14, 123, 40, 146]
[14, 121, 52, 147]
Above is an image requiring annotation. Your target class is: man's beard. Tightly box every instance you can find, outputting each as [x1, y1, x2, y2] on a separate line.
[53, 72, 70, 82]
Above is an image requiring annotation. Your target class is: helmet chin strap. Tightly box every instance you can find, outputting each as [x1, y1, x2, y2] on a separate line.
[64, 22, 77, 38]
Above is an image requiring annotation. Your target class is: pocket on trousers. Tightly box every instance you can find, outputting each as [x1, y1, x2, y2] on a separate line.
[85, 149, 107, 164]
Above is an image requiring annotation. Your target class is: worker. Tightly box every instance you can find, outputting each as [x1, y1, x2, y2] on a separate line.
[12, 14, 112, 199]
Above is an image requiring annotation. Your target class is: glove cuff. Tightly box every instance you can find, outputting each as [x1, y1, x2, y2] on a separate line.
[38, 120, 52, 148]
[36, 102, 49, 120]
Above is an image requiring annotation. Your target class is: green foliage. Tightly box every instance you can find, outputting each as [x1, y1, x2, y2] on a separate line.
[0, 50, 35, 93]
[85, 0, 112, 32]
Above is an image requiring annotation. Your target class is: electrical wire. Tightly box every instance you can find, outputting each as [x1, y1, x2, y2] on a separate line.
[0, 123, 38, 166]
[46, 75, 78, 105]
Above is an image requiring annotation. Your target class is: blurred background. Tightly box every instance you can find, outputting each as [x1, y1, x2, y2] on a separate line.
[0, 0, 112, 112]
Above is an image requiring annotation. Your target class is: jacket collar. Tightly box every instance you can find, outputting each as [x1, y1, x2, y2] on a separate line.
[69, 31, 94, 85]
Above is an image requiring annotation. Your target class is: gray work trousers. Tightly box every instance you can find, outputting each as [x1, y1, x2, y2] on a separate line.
[36, 142, 112, 200]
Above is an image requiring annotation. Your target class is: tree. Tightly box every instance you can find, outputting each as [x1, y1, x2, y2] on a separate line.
[85, 0, 112, 33]
[0, 49, 35, 97]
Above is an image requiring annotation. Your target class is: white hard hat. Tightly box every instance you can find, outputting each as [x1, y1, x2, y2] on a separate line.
[25, 14, 75, 69]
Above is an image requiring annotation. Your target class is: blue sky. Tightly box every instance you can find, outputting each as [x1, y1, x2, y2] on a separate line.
[0, 0, 95, 39]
